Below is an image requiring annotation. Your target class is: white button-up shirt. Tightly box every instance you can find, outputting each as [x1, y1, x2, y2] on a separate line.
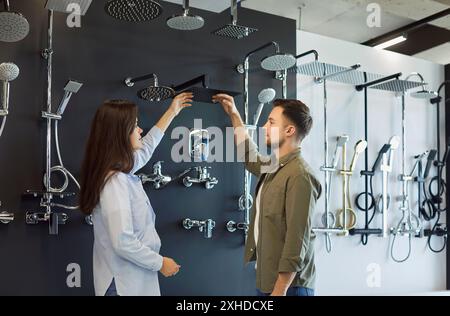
[92, 126, 165, 296]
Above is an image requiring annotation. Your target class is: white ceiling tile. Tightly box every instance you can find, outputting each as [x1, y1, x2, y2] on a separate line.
[414, 42, 450, 64]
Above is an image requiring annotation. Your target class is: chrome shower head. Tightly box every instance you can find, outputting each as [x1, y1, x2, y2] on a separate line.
[410, 88, 438, 100]
[167, 0, 204, 31]
[0, 0, 29, 43]
[45, 0, 92, 15]
[212, 0, 257, 39]
[0, 62, 19, 82]
[261, 53, 296, 71]
[105, 0, 162, 22]
[253, 88, 276, 126]
[258, 88, 276, 104]
[56, 80, 83, 116]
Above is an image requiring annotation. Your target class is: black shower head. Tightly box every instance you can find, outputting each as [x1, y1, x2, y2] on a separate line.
[105, 0, 163, 22]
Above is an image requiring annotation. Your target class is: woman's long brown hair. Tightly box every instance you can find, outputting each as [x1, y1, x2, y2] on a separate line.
[79, 100, 138, 215]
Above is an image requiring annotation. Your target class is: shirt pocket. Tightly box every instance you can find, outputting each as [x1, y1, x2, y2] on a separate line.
[130, 197, 149, 234]
[262, 183, 286, 218]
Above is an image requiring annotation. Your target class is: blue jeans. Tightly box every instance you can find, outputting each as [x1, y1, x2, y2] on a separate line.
[105, 279, 119, 296]
[257, 287, 314, 297]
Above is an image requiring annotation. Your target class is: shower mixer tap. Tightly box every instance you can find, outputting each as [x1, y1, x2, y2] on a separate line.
[0, 201, 14, 224]
[226, 221, 249, 234]
[138, 161, 172, 190]
[182, 218, 216, 239]
[183, 166, 218, 190]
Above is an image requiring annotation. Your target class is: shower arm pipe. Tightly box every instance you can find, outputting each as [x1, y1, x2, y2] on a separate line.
[316, 64, 361, 83]
[295, 50, 319, 62]
[173, 75, 207, 91]
[355, 73, 402, 91]
[243, 41, 280, 123]
[231, 0, 238, 25]
[126, 73, 158, 86]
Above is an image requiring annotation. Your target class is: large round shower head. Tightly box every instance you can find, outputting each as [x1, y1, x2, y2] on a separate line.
[261, 53, 296, 72]
[139, 85, 175, 102]
[0, 11, 29, 42]
[167, 12, 204, 31]
[258, 88, 276, 104]
[410, 88, 438, 100]
[0, 63, 19, 82]
[105, 0, 162, 22]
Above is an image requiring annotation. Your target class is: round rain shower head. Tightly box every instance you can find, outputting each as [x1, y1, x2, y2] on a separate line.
[105, 0, 163, 22]
[0, 11, 29, 43]
[0, 63, 19, 82]
[410, 89, 438, 100]
[166, 13, 204, 31]
[261, 53, 296, 72]
[258, 88, 276, 104]
[139, 85, 175, 102]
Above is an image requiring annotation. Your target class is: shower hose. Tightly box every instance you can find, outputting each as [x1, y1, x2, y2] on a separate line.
[419, 166, 447, 253]
[355, 175, 391, 245]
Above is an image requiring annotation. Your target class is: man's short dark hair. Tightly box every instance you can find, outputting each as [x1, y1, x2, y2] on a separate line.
[273, 99, 313, 140]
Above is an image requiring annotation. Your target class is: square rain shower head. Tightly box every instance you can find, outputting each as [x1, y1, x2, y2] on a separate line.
[177, 87, 241, 104]
[45, 0, 93, 15]
[64, 80, 83, 93]
[212, 24, 258, 39]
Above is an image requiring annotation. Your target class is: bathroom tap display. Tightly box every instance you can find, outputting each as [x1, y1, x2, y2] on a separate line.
[138, 161, 172, 190]
[182, 218, 216, 239]
[183, 166, 218, 190]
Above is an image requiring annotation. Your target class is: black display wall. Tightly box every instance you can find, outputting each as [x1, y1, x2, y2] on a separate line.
[0, 0, 296, 295]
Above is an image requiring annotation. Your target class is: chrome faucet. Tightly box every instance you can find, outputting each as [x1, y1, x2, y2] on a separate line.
[139, 161, 172, 190]
[183, 166, 218, 189]
[226, 220, 249, 234]
[183, 218, 216, 239]
[0, 202, 14, 224]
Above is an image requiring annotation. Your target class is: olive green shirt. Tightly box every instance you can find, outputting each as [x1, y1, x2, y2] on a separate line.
[239, 138, 322, 293]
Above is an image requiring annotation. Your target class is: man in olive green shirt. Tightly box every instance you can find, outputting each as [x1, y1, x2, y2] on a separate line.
[213, 94, 322, 297]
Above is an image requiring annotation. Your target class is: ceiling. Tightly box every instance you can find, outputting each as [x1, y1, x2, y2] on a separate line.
[163, 0, 450, 65]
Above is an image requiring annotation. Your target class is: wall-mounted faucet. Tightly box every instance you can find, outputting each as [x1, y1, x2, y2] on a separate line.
[0, 203, 14, 224]
[183, 218, 216, 238]
[183, 166, 218, 189]
[226, 220, 248, 234]
[138, 161, 172, 190]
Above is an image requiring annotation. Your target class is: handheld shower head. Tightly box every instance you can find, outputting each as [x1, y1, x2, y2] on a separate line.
[0, 62, 19, 116]
[258, 88, 276, 104]
[261, 53, 296, 72]
[349, 140, 368, 172]
[0, 1, 29, 43]
[105, 0, 163, 22]
[167, 0, 204, 31]
[0, 62, 19, 82]
[389, 136, 400, 150]
[56, 80, 83, 116]
[45, 0, 92, 15]
[253, 88, 276, 126]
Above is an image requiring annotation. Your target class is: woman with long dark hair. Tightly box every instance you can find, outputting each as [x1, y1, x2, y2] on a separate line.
[79, 93, 193, 296]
